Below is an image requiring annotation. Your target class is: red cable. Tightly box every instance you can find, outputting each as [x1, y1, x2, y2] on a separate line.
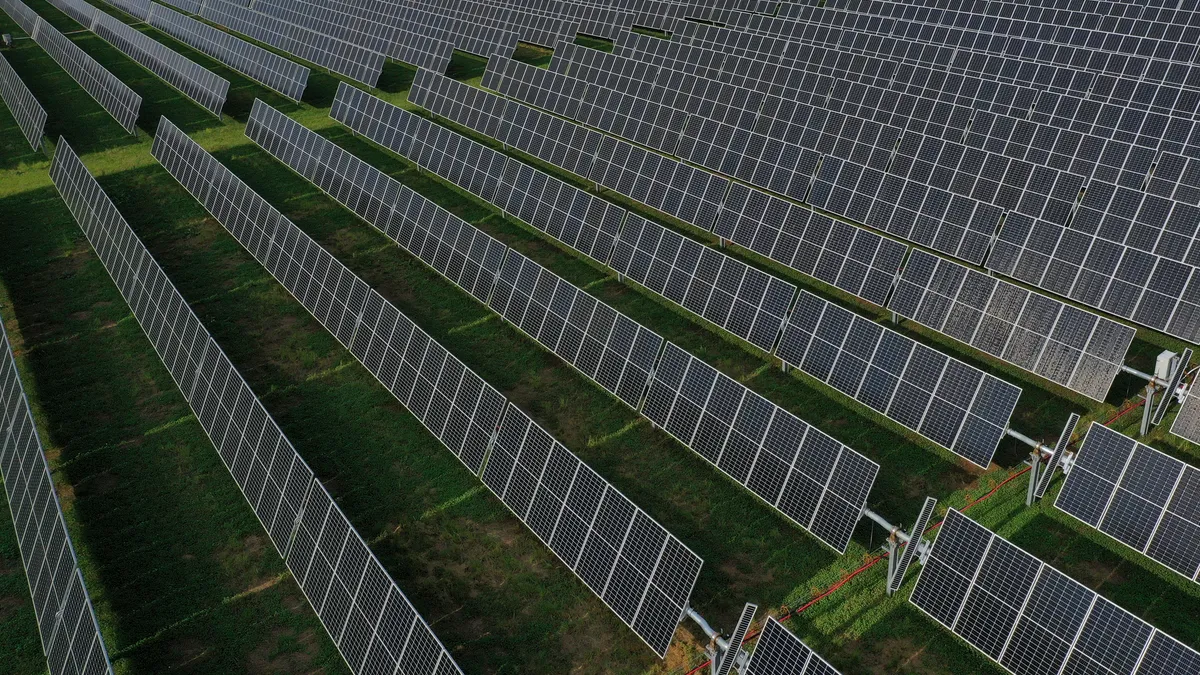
[680, 401, 1144, 674]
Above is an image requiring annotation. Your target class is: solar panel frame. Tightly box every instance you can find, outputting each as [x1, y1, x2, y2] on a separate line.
[1035, 412, 1081, 500]
[147, 3, 309, 102]
[31, 17, 141, 133]
[910, 507, 1200, 675]
[488, 248, 664, 409]
[610, 214, 796, 352]
[151, 117, 507, 476]
[0, 0, 40, 35]
[890, 249, 1135, 402]
[0, 51, 47, 149]
[743, 616, 844, 675]
[90, 11, 229, 117]
[778, 290, 1022, 469]
[480, 402, 703, 657]
[888, 496, 937, 595]
[642, 342, 879, 553]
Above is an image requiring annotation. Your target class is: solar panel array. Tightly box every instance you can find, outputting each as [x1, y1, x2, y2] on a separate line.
[31, 17, 141, 133]
[890, 250, 1136, 402]
[99, 0, 149, 20]
[253, 0, 396, 56]
[743, 617, 843, 675]
[147, 3, 310, 102]
[1151, 349, 1191, 426]
[643, 343, 879, 553]
[51, 135, 465, 675]
[778, 290, 1022, 469]
[400, 4, 517, 61]
[1056, 423, 1200, 585]
[481, 403, 702, 656]
[1172, 385, 1200, 446]
[1, 304, 113, 675]
[199, 0, 383, 87]
[45, 0, 95, 30]
[91, 11, 229, 117]
[611, 214, 796, 352]
[245, 99, 505, 306]
[0, 0, 39, 35]
[152, 114, 703, 657]
[489, 249, 664, 409]
[332, 82, 625, 265]
[0, 51, 47, 150]
[911, 508, 1200, 675]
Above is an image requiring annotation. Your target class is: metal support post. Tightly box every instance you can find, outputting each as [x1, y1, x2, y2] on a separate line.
[1025, 449, 1040, 506]
[884, 537, 899, 593]
[1140, 383, 1155, 437]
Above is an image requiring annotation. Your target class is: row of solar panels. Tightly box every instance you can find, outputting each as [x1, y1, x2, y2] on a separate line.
[0, 50, 46, 149]
[145, 114, 706, 658]
[537, 35, 1200, 326]
[245, 96, 881, 557]
[405, 65, 1137, 414]
[0, 306, 113, 674]
[48, 137, 467, 675]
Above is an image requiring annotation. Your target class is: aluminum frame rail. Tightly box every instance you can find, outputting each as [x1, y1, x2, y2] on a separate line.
[151, 115, 704, 658]
[0, 276, 113, 675]
[50, 136, 464, 675]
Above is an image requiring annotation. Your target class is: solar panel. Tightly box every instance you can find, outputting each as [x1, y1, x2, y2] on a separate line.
[493, 159, 626, 264]
[589, 135, 730, 232]
[716, 603, 757, 675]
[888, 496, 937, 595]
[245, 99, 507, 306]
[1055, 423, 1200, 584]
[1034, 412, 1081, 501]
[199, 0, 383, 87]
[147, 3, 310, 102]
[152, 117, 507, 475]
[99, 0, 149, 20]
[808, 155, 1000, 266]
[51, 137, 463, 675]
[643, 342, 878, 552]
[778, 290, 1022, 469]
[489, 248, 664, 408]
[910, 507, 1200, 675]
[1171, 381, 1200, 445]
[890, 250, 1135, 402]
[481, 403, 702, 657]
[610, 214, 797, 352]
[0, 51, 46, 149]
[0, 311, 114, 675]
[91, 11, 229, 117]
[715, 182, 906, 307]
[31, 17, 141, 133]
[45, 0, 95, 29]
[408, 68, 509, 140]
[253, 0, 397, 56]
[986, 213, 1200, 344]
[483, 54, 589, 121]
[743, 616, 843, 675]
[0, 0, 40, 35]
[399, 4, 518, 60]
[389, 10, 456, 73]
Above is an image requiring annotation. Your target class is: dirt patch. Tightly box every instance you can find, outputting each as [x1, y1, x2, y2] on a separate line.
[69, 310, 92, 322]
[720, 554, 774, 596]
[166, 636, 211, 670]
[215, 534, 269, 591]
[0, 593, 26, 623]
[846, 635, 947, 674]
[560, 614, 617, 673]
[1070, 558, 1125, 589]
[245, 627, 318, 675]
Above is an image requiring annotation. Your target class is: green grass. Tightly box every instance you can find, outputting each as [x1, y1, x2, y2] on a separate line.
[0, 4, 1199, 675]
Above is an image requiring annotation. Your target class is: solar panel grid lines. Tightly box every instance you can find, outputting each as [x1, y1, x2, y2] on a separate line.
[481, 54, 589, 121]
[984, 213, 1200, 344]
[244, 98, 506, 308]
[714, 182, 907, 307]
[252, 0, 398, 59]
[199, 0, 384, 87]
[31, 17, 142, 134]
[407, 69, 511, 141]
[99, 0, 150, 20]
[1034, 412, 1080, 501]
[609, 213, 797, 353]
[495, 96, 603, 180]
[0, 316, 115, 675]
[743, 616, 844, 675]
[155, 0, 198, 13]
[146, 3, 309, 102]
[409, 0, 579, 48]
[909, 507, 1200, 675]
[677, 115, 821, 205]
[588, 135, 730, 233]
[808, 154, 1001, 266]
[150, 116, 506, 477]
[488, 248, 664, 409]
[715, 603, 757, 675]
[0, 0, 40, 35]
[1171, 384, 1200, 446]
[0, 51, 47, 150]
[641, 342, 879, 553]
[887, 496, 937, 595]
[1055, 423, 1200, 584]
[777, 290, 1022, 469]
[45, 0, 96, 30]
[90, 11, 230, 117]
[398, 3, 518, 60]
[480, 402, 703, 657]
[888, 249, 1136, 402]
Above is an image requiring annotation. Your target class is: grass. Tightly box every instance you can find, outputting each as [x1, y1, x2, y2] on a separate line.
[0, 3, 1198, 674]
